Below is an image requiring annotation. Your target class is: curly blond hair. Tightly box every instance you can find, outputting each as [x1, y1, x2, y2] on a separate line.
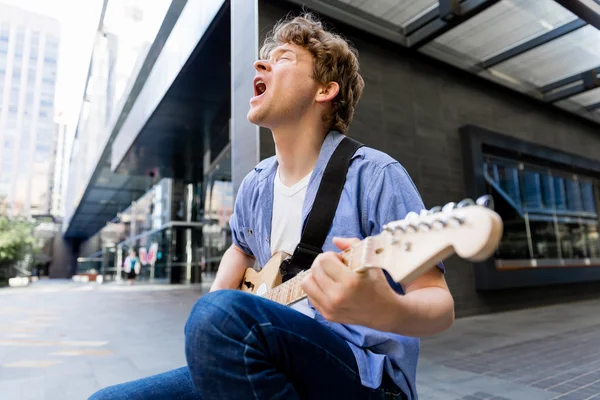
[260, 12, 365, 134]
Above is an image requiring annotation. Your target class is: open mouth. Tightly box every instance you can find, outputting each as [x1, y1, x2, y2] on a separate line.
[254, 78, 267, 97]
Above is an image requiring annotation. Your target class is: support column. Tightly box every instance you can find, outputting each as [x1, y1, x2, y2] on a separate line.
[231, 0, 260, 197]
[116, 244, 123, 282]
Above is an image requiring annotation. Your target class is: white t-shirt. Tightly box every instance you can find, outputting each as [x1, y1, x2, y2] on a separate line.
[270, 166, 316, 318]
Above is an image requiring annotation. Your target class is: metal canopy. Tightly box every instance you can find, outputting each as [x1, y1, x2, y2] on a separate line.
[111, 5, 230, 182]
[287, 0, 600, 123]
[63, 158, 150, 239]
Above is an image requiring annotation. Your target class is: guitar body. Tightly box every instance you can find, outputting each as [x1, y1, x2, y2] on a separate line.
[240, 252, 290, 296]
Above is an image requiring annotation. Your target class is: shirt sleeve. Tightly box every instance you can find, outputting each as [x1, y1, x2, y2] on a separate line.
[365, 162, 445, 274]
[228, 176, 254, 257]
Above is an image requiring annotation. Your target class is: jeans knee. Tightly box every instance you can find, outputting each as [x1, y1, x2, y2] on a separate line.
[88, 387, 119, 400]
[184, 290, 258, 356]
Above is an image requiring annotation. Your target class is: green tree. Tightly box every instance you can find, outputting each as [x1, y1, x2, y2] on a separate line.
[0, 216, 42, 280]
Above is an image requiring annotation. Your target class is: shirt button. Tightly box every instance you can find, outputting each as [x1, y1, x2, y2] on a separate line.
[266, 237, 269, 242]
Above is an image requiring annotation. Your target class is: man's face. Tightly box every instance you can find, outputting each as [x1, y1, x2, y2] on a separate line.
[247, 43, 320, 128]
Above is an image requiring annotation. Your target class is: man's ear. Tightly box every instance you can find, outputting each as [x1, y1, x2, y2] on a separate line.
[315, 81, 339, 103]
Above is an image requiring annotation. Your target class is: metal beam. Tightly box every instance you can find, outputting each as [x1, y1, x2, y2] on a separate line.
[407, 0, 502, 48]
[554, 0, 600, 31]
[481, 19, 586, 69]
[403, 8, 439, 36]
[544, 68, 600, 102]
[285, 0, 407, 47]
[585, 101, 600, 111]
[439, 0, 461, 21]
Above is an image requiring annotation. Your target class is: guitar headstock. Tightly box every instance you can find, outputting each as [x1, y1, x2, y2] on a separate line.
[358, 195, 503, 284]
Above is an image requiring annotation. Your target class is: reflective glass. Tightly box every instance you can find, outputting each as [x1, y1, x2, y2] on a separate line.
[493, 25, 600, 87]
[586, 225, 600, 259]
[558, 223, 588, 259]
[424, 0, 576, 66]
[103, 0, 172, 119]
[338, 0, 437, 27]
[530, 221, 559, 259]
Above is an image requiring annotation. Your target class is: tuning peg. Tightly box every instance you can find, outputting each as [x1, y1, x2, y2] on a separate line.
[457, 198, 475, 208]
[392, 225, 406, 233]
[451, 215, 466, 225]
[433, 217, 448, 228]
[428, 206, 443, 214]
[407, 222, 419, 231]
[405, 211, 419, 220]
[476, 195, 494, 210]
[418, 221, 432, 230]
[442, 202, 456, 213]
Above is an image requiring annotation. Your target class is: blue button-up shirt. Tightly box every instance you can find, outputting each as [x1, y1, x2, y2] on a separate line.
[230, 130, 444, 399]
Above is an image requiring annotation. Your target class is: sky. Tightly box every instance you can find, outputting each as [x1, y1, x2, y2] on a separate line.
[0, 0, 104, 127]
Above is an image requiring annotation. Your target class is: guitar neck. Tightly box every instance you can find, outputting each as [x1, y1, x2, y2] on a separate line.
[259, 198, 503, 307]
[262, 246, 357, 306]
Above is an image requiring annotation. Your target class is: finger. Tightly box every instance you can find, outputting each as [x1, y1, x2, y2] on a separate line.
[332, 237, 360, 251]
[301, 271, 329, 311]
[318, 252, 350, 283]
[312, 257, 339, 289]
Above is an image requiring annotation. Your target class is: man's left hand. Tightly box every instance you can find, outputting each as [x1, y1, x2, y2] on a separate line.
[301, 237, 399, 329]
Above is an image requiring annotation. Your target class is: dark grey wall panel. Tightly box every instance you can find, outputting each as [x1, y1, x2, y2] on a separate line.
[258, 0, 600, 317]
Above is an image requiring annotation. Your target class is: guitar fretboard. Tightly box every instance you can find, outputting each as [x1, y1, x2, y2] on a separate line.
[262, 245, 357, 306]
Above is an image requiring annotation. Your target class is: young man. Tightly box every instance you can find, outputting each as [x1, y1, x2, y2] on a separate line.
[90, 12, 454, 400]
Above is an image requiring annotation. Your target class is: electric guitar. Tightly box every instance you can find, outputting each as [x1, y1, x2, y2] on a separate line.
[239, 196, 503, 306]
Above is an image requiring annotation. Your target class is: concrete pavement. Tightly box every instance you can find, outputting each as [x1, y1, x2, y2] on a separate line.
[0, 280, 598, 399]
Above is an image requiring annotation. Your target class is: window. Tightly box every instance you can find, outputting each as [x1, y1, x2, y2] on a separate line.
[0, 168, 11, 183]
[484, 155, 600, 264]
[35, 144, 50, 162]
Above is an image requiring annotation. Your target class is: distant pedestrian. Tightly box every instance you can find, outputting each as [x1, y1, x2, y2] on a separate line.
[123, 249, 141, 285]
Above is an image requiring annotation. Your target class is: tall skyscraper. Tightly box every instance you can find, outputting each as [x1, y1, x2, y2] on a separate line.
[0, 4, 61, 217]
[50, 112, 69, 218]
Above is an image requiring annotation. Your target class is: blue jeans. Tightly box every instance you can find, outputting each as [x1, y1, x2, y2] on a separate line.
[89, 290, 405, 399]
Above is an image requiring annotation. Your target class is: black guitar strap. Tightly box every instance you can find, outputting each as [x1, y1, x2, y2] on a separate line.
[280, 136, 363, 281]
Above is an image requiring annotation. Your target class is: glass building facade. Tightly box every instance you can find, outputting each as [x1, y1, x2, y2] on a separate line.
[0, 4, 60, 217]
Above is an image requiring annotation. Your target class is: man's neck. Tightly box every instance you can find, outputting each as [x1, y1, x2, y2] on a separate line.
[272, 122, 327, 187]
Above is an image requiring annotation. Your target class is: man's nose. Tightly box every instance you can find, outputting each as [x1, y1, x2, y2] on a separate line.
[253, 59, 271, 72]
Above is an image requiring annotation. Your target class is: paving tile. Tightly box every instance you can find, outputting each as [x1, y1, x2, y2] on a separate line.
[2, 280, 600, 400]
[472, 392, 495, 399]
